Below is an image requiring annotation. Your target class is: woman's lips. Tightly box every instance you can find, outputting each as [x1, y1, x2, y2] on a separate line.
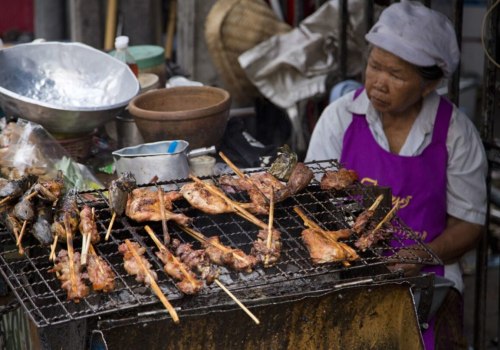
[370, 95, 389, 107]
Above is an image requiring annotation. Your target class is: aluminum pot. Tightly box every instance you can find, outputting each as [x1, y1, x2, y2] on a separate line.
[112, 140, 215, 184]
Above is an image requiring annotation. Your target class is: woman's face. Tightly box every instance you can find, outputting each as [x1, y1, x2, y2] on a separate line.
[365, 47, 434, 115]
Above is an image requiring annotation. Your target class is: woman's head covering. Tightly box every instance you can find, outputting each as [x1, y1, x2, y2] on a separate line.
[365, 0, 459, 78]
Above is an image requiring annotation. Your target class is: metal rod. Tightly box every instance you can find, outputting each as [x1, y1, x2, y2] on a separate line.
[447, 0, 464, 105]
[339, 0, 348, 80]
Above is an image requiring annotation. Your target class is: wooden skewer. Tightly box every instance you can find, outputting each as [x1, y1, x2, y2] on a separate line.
[177, 224, 248, 263]
[190, 175, 268, 230]
[105, 212, 116, 241]
[16, 220, 28, 247]
[144, 225, 198, 287]
[368, 194, 384, 211]
[64, 213, 78, 298]
[24, 191, 38, 201]
[124, 239, 180, 324]
[264, 191, 275, 266]
[214, 279, 260, 325]
[372, 202, 400, 234]
[49, 235, 58, 261]
[156, 185, 170, 244]
[0, 196, 13, 206]
[219, 151, 245, 178]
[88, 244, 107, 276]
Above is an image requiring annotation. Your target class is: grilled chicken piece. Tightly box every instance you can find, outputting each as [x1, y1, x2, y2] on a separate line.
[50, 250, 89, 302]
[203, 236, 257, 273]
[79, 205, 100, 244]
[32, 204, 54, 245]
[119, 241, 157, 286]
[180, 182, 235, 214]
[172, 239, 219, 284]
[109, 172, 137, 216]
[34, 173, 64, 205]
[251, 228, 282, 266]
[155, 247, 203, 295]
[301, 228, 358, 265]
[86, 253, 115, 292]
[51, 190, 79, 242]
[125, 188, 189, 224]
[320, 168, 358, 191]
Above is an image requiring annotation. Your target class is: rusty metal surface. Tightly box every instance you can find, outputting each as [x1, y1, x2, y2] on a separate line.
[0, 160, 441, 328]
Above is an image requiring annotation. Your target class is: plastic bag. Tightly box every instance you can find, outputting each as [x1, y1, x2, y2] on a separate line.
[0, 118, 103, 190]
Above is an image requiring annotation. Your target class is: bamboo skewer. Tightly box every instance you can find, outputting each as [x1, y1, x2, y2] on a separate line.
[16, 220, 28, 247]
[368, 195, 384, 211]
[88, 244, 107, 277]
[214, 279, 260, 325]
[264, 191, 274, 266]
[177, 224, 248, 263]
[144, 225, 198, 287]
[372, 202, 400, 234]
[0, 196, 13, 206]
[49, 235, 58, 261]
[124, 239, 179, 324]
[156, 185, 170, 244]
[64, 214, 78, 298]
[105, 212, 116, 241]
[189, 175, 267, 230]
[81, 208, 95, 266]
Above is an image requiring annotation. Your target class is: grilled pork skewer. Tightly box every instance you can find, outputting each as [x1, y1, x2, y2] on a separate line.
[144, 225, 203, 295]
[251, 192, 281, 267]
[119, 240, 179, 324]
[79, 205, 99, 265]
[50, 249, 89, 302]
[320, 168, 359, 191]
[106, 172, 137, 240]
[178, 224, 257, 273]
[294, 207, 359, 265]
[87, 244, 116, 292]
[156, 185, 170, 244]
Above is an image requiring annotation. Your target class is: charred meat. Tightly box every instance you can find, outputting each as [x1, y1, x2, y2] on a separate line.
[33, 173, 64, 205]
[251, 228, 282, 266]
[320, 168, 358, 191]
[32, 204, 54, 245]
[203, 236, 257, 273]
[172, 239, 219, 284]
[79, 205, 100, 244]
[275, 162, 314, 201]
[0, 174, 37, 201]
[51, 190, 79, 241]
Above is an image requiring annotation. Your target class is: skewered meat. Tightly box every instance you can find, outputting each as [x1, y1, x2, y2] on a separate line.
[118, 241, 157, 286]
[268, 144, 298, 181]
[355, 224, 392, 251]
[50, 250, 89, 302]
[33, 173, 64, 205]
[125, 188, 189, 224]
[301, 228, 359, 264]
[172, 239, 219, 284]
[320, 168, 358, 190]
[251, 228, 282, 266]
[203, 236, 257, 273]
[51, 190, 79, 242]
[109, 172, 137, 216]
[32, 204, 54, 245]
[2, 210, 22, 241]
[352, 209, 375, 234]
[180, 182, 235, 214]
[155, 246, 203, 295]
[0, 174, 37, 200]
[79, 205, 99, 244]
[13, 190, 35, 222]
[86, 253, 115, 292]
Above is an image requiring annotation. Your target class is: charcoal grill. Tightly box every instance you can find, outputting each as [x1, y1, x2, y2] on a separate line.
[0, 159, 441, 348]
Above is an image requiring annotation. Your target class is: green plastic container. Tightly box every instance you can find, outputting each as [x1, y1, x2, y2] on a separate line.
[111, 45, 166, 85]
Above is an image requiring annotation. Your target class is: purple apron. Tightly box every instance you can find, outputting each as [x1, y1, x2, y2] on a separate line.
[340, 88, 452, 350]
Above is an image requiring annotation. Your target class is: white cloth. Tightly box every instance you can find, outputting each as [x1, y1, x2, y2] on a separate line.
[238, 0, 378, 110]
[365, 0, 459, 78]
[305, 90, 487, 292]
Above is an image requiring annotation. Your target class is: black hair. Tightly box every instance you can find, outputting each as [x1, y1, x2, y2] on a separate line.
[416, 65, 444, 81]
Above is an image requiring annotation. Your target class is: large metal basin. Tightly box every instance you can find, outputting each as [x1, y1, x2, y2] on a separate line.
[0, 42, 140, 136]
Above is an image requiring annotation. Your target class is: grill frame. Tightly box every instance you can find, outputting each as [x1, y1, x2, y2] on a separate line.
[0, 159, 441, 328]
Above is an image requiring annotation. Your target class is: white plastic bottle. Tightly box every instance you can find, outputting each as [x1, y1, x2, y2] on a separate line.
[113, 36, 138, 77]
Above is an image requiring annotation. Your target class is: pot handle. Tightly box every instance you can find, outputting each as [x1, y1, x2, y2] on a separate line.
[188, 146, 216, 158]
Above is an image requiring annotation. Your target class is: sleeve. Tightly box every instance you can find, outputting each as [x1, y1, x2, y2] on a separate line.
[305, 95, 354, 162]
[446, 108, 488, 225]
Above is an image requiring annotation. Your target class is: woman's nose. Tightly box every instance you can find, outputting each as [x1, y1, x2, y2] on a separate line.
[374, 77, 388, 93]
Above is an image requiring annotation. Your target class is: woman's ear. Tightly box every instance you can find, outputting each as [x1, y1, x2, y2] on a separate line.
[422, 79, 441, 98]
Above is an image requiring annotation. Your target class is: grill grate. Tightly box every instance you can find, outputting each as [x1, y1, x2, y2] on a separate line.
[0, 160, 441, 327]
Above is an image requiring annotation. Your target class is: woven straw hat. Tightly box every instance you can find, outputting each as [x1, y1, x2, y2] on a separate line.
[205, 0, 291, 104]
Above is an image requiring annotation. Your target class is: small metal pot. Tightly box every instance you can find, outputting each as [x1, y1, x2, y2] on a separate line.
[112, 140, 215, 184]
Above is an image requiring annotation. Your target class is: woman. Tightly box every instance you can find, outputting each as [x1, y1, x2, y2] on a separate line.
[306, 1, 487, 349]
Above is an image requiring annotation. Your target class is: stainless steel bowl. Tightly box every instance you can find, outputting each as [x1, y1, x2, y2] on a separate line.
[0, 42, 140, 136]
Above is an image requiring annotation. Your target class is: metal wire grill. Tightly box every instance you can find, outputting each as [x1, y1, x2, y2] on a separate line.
[0, 159, 441, 327]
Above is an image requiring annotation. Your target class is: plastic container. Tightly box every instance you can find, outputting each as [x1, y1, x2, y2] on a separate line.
[128, 45, 166, 86]
[112, 36, 139, 77]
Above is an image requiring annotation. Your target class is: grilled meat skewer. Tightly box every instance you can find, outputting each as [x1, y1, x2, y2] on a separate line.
[86, 245, 115, 292]
[251, 228, 282, 266]
[50, 250, 89, 302]
[51, 190, 79, 242]
[171, 239, 219, 284]
[0, 174, 37, 205]
[79, 205, 99, 244]
[109, 172, 137, 216]
[32, 204, 54, 245]
[118, 241, 158, 286]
